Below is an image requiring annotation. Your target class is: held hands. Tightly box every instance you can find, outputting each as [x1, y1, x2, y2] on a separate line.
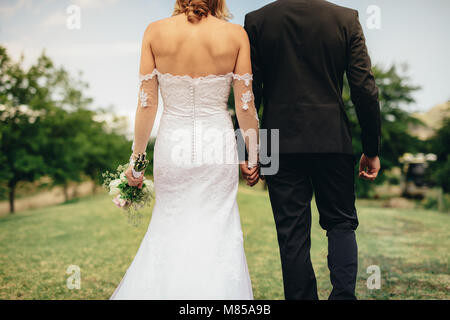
[359, 154, 381, 181]
[240, 162, 261, 187]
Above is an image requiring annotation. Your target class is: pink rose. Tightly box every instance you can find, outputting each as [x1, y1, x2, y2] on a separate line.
[113, 195, 122, 208]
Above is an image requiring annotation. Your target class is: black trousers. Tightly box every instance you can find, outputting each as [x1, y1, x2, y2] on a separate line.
[265, 154, 359, 300]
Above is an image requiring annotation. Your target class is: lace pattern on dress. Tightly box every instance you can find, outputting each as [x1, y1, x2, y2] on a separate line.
[241, 91, 253, 111]
[139, 88, 149, 107]
[138, 70, 159, 108]
[233, 73, 253, 87]
[139, 69, 158, 85]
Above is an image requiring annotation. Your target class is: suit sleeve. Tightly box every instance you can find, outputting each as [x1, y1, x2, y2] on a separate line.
[244, 14, 263, 115]
[346, 11, 381, 157]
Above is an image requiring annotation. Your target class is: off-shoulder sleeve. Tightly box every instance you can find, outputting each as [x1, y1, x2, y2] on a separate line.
[138, 69, 158, 109]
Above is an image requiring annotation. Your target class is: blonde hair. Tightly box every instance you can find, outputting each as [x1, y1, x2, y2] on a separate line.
[173, 0, 232, 23]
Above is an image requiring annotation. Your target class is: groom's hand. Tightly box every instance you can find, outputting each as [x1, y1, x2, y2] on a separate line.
[240, 163, 260, 187]
[359, 154, 380, 181]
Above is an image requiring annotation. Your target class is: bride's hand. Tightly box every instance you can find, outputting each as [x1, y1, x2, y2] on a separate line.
[240, 163, 260, 187]
[125, 165, 144, 189]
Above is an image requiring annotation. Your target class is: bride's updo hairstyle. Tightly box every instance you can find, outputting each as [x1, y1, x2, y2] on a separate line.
[173, 0, 232, 23]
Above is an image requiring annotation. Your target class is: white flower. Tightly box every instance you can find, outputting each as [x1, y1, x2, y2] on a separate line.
[120, 172, 127, 182]
[109, 179, 121, 187]
[108, 179, 121, 196]
[109, 185, 120, 196]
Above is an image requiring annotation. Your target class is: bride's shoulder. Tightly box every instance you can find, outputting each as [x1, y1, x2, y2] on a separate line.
[143, 16, 173, 31]
[214, 17, 242, 30]
[229, 24, 249, 45]
[215, 19, 247, 40]
[141, 16, 179, 41]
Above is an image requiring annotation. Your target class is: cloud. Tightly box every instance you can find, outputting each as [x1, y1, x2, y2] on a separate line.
[0, 0, 30, 18]
[41, 11, 67, 28]
[72, 0, 119, 9]
[0, 0, 119, 19]
[48, 41, 140, 58]
[2, 41, 140, 64]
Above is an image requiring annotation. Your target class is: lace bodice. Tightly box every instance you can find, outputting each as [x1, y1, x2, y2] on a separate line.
[155, 69, 234, 117]
[140, 69, 254, 115]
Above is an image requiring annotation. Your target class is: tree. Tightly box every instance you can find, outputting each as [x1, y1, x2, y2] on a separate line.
[38, 64, 94, 201]
[42, 108, 90, 201]
[0, 105, 47, 212]
[82, 112, 132, 192]
[0, 46, 134, 212]
[0, 47, 50, 213]
[428, 114, 450, 193]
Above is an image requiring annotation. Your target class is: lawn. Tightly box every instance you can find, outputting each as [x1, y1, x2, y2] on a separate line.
[0, 184, 448, 300]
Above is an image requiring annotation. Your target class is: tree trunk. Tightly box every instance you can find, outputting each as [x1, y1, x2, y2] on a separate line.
[63, 183, 69, 202]
[73, 185, 79, 198]
[9, 184, 16, 214]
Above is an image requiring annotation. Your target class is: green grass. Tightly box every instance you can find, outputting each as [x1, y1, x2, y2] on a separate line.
[0, 185, 448, 300]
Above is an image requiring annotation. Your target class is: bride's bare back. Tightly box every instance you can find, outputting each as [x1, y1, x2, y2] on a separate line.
[141, 14, 250, 77]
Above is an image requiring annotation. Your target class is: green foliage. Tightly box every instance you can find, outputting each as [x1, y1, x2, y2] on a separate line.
[0, 109, 48, 197]
[427, 115, 450, 193]
[422, 191, 450, 213]
[79, 113, 131, 187]
[0, 48, 50, 195]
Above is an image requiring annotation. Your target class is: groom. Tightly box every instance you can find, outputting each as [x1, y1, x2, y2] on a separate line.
[243, 0, 381, 299]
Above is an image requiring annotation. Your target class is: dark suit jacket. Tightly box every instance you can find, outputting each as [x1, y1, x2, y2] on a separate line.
[244, 0, 381, 157]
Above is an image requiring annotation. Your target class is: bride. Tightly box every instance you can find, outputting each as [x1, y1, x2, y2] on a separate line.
[110, 0, 260, 300]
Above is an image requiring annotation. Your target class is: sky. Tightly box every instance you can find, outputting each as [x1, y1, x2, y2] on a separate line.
[1, 0, 449, 133]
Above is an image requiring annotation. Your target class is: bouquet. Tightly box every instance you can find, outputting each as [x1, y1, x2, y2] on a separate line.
[102, 154, 154, 226]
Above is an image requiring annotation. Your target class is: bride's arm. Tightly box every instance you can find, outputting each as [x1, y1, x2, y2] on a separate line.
[126, 25, 159, 186]
[133, 25, 159, 155]
[233, 27, 260, 171]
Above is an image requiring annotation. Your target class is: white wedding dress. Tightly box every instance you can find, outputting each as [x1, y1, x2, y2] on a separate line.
[110, 69, 258, 300]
